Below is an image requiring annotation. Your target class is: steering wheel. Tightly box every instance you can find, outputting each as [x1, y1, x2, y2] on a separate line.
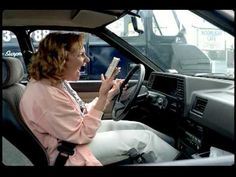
[112, 64, 145, 121]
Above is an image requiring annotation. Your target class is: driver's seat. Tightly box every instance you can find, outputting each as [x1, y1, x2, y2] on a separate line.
[2, 57, 50, 166]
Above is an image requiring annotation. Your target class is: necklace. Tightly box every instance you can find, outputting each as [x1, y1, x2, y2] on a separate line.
[62, 80, 88, 115]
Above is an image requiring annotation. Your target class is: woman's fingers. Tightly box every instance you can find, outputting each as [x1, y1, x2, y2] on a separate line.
[123, 84, 128, 91]
[109, 67, 120, 80]
[100, 67, 124, 97]
[101, 73, 105, 81]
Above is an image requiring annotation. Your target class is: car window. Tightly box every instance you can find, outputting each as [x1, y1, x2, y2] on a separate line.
[175, 10, 234, 77]
[152, 10, 179, 36]
[29, 30, 50, 52]
[2, 30, 28, 81]
[106, 16, 140, 37]
[106, 10, 234, 79]
[29, 30, 135, 80]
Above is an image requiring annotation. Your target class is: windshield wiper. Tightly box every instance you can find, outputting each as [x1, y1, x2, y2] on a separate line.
[194, 73, 234, 80]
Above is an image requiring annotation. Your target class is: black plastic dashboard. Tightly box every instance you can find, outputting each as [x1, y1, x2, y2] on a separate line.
[147, 72, 185, 116]
[147, 72, 234, 142]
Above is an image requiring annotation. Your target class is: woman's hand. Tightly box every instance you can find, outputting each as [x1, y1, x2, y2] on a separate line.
[107, 79, 124, 102]
[94, 67, 121, 111]
[99, 67, 120, 97]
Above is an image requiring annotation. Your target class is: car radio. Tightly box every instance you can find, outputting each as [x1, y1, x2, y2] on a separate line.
[177, 120, 204, 156]
[183, 131, 202, 150]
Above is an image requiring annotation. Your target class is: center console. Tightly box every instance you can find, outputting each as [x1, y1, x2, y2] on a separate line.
[176, 119, 207, 159]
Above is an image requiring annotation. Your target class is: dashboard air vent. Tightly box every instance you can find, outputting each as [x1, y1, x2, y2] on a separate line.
[176, 78, 184, 99]
[192, 97, 208, 116]
[148, 74, 155, 88]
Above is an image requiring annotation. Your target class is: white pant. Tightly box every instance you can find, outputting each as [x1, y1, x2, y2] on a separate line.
[88, 120, 179, 165]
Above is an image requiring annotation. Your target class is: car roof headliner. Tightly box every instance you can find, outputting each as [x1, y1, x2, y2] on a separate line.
[3, 10, 234, 35]
[2, 10, 127, 29]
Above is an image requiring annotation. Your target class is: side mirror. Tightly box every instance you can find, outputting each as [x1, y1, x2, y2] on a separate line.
[131, 16, 144, 34]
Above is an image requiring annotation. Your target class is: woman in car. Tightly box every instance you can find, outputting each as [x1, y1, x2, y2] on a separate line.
[19, 32, 179, 166]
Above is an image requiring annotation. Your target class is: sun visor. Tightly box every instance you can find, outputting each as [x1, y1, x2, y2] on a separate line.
[71, 10, 117, 28]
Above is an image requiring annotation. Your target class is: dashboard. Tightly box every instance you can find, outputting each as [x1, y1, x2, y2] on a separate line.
[146, 72, 234, 154]
[147, 72, 185, 116]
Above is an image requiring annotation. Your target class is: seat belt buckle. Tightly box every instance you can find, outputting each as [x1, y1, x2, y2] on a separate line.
[57, 141, 75, 156]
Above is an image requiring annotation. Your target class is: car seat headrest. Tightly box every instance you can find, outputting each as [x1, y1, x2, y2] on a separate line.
[2, 57, 24, 88]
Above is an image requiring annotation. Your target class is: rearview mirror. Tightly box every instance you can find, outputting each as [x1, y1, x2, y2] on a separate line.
[131, 16, 144, 34]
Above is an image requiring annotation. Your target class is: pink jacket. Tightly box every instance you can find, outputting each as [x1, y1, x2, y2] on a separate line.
[19, 79, 103, 166]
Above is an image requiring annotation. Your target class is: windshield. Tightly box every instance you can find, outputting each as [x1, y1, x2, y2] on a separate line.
[106, 10, 234, 79]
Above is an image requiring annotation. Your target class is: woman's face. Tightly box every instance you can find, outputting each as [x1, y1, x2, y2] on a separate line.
[63, 44, 90, 81]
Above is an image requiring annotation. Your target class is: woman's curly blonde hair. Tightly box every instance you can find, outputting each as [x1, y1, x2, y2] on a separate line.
[28, 32, 84, 85]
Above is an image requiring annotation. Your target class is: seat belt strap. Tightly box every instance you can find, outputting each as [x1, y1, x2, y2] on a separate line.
[54, 141, 77, 166]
